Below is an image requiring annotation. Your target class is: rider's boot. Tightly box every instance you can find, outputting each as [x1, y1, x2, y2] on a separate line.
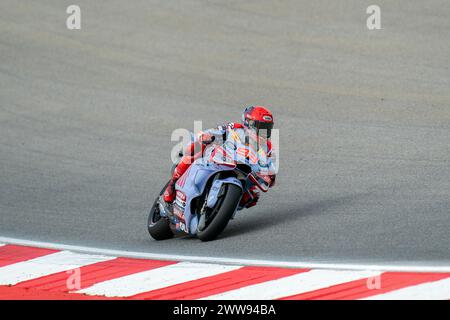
[162, 140, 205, 204]
[163, 160, 191, 203]
[162, 179, 177, 203]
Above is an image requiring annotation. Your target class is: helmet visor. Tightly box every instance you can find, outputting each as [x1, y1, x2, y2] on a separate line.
[248, 120, 273, 139]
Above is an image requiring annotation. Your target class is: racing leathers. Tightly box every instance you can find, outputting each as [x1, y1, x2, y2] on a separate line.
[163, 122, 276, 209]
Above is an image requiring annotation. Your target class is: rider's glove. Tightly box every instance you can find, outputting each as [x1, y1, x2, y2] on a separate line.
[240, 188, 260, 209]
[198, 132, 215, 145]
[258, 174, 276, 188]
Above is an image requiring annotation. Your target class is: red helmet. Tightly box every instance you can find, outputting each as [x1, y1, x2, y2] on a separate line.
[242, 106, 274, 138]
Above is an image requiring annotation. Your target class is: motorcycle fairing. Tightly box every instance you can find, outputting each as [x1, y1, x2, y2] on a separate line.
[174, 159, 237, 234]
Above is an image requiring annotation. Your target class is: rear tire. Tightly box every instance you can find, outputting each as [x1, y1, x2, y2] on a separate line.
[147, 182, 174, 240]
[197, 184, 242, 241]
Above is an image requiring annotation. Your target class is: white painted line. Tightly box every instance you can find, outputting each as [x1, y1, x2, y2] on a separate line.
[202, 269, 381, 300]
[0, 251, 115, 286]
[362, 277, 450, 300]
[0, 236, 449, 272]
[0, 243, 5, 247]
[77, 262, 242, 297]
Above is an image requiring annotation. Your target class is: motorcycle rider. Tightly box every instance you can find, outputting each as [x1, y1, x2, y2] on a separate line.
[163, 106, 276, 209]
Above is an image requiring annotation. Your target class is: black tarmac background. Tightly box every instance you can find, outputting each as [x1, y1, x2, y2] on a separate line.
[0, 1, 449, 265]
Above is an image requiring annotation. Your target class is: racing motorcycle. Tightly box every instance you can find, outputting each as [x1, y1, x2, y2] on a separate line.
[147, 133, 274, 241]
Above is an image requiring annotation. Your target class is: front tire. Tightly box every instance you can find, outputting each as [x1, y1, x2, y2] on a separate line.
[197, 184, 242, 241]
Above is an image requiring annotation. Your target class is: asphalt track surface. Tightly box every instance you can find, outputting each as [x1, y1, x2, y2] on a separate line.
[1, 1, 449, 266]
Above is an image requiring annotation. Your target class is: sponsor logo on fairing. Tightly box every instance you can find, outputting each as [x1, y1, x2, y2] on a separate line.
[175, 191, 186, 208]
[173, 205, 185, 221]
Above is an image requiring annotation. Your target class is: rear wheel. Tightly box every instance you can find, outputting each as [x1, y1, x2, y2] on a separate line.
[147, 182, 174, 240]
[197, 184, 242, 241]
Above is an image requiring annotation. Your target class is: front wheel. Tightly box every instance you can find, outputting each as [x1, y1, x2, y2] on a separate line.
[197, 184, 242, 242]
